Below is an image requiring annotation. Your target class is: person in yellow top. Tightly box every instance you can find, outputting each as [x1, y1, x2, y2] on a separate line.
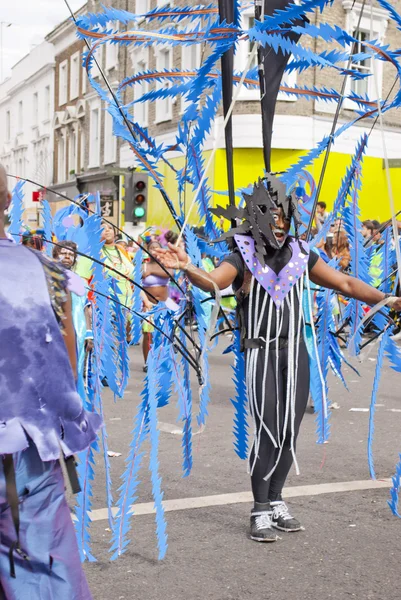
[100, 222, 134, 308]
[75, 221, 134, 309]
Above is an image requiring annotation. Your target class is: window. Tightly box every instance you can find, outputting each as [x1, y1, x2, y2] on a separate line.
[104, 109, 117, 164]
[92, 45, 104, 80]
[133, 47, 149, 127]
[105, 24, 119, 71]
[350, 29, 372, 98]
[235, 11, 257, 78]
[18, 101, 23, 132]
[89, 106, 100, 167]
[44, 86, 51, 120]
[341, 1, 388, 111]
[235, 4, 299, 102]
[59, 60, 68, 106]
[136, 0, 149, 19]
[6, 111, 10, 141]
[234, 10, 260, 101]
[80, 127, 85, 171]
[69, 127, 77, 175]
[58, 134, 66, 183]
[33, 93, 39, 125]
[70, 52, 80, 100]
[155, 47, 173, 123]
[181, 42, 201, 113]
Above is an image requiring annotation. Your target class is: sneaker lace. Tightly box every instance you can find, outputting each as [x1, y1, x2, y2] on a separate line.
[271, 501, 293, 521]
[253, 511, 273, 531]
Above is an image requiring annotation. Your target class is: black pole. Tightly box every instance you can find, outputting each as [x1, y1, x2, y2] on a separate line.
[218, 0, 236, 226]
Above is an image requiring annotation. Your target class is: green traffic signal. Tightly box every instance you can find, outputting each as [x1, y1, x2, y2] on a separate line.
[134, 206, 145, 218]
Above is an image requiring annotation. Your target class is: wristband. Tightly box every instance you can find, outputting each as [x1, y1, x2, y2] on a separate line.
[181, 256, 193, 271]
[85, 329, 94, 340]
[383, 294, 398, 309]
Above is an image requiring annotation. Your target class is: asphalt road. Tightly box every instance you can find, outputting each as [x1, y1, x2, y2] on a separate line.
[81, 338, 401, 600]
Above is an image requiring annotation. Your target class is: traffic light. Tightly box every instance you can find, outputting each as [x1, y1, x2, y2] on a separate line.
[132, 173, 148, 225]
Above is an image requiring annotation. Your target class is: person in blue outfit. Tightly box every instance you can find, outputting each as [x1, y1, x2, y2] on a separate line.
[0, 164, 101, 599]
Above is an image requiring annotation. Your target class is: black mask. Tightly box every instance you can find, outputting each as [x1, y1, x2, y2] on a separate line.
[211, 174, 301, 265]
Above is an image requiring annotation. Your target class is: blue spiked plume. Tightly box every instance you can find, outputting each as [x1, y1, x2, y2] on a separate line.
[147, 327, 168, 559]
[309, 134, 368, 248]
[74, 442, 99, 562]
[108, 278, 130, 397]
[313, 284, 335, 443]
[342, 149, 370, 355]
[171, 333, 193, 477]
[131, 248, 143, 345]
[384, 336, 401, 374]
[41, 199, 53, 256]
[183, 226, 212, 428]
[83, 211, 115, 529]
[367, 329, 390, 480]
[8, 180, 25, 240]
[230, 329, 248, 460]
[388, 455, 401, 518]
[109, 395, 150, 560]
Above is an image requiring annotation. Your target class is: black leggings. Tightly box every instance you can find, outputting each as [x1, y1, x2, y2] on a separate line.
[248, 341, 310, 504]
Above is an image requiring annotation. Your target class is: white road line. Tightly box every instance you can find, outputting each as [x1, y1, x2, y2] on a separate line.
[87, 478, 391, 523]
[157, 422, 203, 436]
[157, 422, 183, 435]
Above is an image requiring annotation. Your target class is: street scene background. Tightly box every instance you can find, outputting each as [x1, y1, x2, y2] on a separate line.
[82, 341, 401, 600]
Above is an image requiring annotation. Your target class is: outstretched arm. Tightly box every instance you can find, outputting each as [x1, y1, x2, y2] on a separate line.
[310, 257, 401, 310]
[62, 292, 78, 381]
[152, 243, 238, 292]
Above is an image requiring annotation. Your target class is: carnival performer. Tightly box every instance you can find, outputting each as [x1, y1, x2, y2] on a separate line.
[141, 233, 173, 369]
[0, 164, 101, 597]
[154, 175, 401, 543]
[53, 240, 94, 397]
[76, 221, 134, 307]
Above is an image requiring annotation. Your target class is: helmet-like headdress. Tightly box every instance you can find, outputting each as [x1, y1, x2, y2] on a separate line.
[211, 173, 302, 265]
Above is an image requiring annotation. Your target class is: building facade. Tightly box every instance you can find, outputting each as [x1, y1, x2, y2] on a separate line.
[119, 0, 401, 227]
[46, 0, 127, 223]
[0, 41, 55, 225]
[2, 0, 400, 232]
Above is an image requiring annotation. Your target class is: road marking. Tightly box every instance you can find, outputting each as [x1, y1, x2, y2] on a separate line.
[87, 478, 391, 523]
[157, 422, 203, 436]
[157, 422, 183, 435]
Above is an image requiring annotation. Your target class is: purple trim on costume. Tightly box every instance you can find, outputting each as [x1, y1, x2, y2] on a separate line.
[234, 234, 310, 308]
[67, 270, 86, 296]
[142, 274, 169, 287]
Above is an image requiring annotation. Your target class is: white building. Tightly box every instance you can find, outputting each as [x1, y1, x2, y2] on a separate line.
[0, 41, 55, 225]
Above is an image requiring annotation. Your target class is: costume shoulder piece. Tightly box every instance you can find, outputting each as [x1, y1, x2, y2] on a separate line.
[234, 234, 310, 308]
[0, 241, 101, 460]
[33, 250, 69, 324]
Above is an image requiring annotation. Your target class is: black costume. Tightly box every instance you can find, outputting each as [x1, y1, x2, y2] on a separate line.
[212, 177, 324, 540]
[224, 245, 318, 505]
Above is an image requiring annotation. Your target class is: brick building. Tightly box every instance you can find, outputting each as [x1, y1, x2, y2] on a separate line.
[46, 0, 128, 223]
[119, 0, 401, 227]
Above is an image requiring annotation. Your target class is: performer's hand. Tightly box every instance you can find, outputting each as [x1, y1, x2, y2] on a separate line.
[85, 338, 94, 352]
[152, 243, 189, 270]
[392, 297, 401, 312]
